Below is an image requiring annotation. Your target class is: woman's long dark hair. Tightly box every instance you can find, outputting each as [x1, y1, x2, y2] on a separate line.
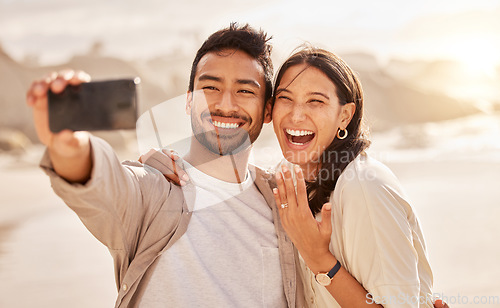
[272, 47, 371, 215]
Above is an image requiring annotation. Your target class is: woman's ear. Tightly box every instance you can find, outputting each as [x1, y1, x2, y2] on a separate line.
[185, 91, 193, 115]
[264, 99, 273, 124]
[340, 102, 356, 128]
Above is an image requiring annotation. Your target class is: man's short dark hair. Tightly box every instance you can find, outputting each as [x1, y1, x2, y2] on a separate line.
[188, 22, 273, 103]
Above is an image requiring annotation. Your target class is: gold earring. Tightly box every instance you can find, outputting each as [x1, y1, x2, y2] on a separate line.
[337, 128, 348, 140]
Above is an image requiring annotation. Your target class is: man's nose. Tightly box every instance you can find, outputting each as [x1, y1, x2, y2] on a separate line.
[215, 91, 239, 112]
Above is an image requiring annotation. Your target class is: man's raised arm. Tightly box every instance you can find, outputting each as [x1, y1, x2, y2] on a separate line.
[26, 70, 93, 183]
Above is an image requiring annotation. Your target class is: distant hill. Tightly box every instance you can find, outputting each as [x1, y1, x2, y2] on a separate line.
[0, 45, 489, 149]
[339, 52, 481, 130]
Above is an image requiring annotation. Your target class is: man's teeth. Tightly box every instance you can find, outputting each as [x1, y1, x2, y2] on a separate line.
[213, 121, 239, 129]
[285, 128, 314, 136]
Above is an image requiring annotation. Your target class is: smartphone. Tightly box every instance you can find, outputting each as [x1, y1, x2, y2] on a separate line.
[48, 78, 140, 133]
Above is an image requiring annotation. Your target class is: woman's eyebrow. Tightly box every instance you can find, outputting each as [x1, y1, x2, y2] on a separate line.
[275, 88, 291, 95]
[275, 88, 329, 100]
[309, 91, 329, 100]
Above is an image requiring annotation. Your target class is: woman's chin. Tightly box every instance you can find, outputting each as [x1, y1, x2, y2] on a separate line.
[283, 153, 310, 167]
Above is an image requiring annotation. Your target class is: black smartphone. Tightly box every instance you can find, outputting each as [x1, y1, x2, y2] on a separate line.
[48, 78, 140, 133]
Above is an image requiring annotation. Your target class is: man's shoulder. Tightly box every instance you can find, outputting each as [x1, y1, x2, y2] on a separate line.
[249, 163, 276, 185]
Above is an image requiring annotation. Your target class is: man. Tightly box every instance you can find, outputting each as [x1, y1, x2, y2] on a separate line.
[26, 23, 304, 307]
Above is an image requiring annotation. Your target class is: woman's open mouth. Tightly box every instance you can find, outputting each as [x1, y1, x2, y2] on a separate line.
[284, 128, 315, 145]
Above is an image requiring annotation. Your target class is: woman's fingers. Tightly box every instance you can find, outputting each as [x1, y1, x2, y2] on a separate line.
[275, 171, 288, 208]
[320, 203, 333, 238]
[273, 172, 290, 230]
[281, 165, 298, 212]
[293, 165, 310, 214]
[273, 187, 287, 222]
[138, 148, 158, 163]
[162, 149, 189, 184]
[140, 148, 189, 186]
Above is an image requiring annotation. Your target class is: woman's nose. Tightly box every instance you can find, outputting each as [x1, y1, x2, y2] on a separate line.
[290, 103, 306, 123]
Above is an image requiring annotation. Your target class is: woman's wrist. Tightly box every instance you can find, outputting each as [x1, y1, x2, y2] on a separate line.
[305, 251, 338, 274]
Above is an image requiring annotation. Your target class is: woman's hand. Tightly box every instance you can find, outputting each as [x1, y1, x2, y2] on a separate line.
[139, 148, 189, 186]
[273, 164, 336, 273]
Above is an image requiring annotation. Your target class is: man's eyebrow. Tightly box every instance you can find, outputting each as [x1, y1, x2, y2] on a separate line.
[237, 79, 261, 88]
[197, 75, 260, 89]
[198, 74, 221, 82]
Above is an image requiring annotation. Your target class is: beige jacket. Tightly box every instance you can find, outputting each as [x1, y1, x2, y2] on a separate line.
[40, 136, 305, 308]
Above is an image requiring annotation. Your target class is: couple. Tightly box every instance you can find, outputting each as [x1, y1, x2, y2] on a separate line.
[27, 23, 440, 307]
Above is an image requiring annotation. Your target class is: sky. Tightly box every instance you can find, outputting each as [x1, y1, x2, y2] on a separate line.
[0, 0, 499, 70]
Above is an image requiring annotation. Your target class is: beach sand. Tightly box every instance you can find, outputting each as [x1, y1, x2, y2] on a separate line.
[0, 147, 499, 307]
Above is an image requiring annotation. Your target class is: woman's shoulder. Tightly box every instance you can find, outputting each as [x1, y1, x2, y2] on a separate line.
[334, 152, 407, 201]
[331, 152, 413, 221]
[340, 151, 396, 180]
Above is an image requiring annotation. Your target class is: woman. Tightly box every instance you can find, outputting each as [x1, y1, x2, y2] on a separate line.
[271, 47, 434, 307]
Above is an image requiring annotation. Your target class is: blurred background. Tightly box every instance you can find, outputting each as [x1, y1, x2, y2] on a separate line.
[0, 0, 499, 307]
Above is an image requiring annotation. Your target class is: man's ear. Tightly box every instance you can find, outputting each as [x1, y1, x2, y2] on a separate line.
[263, 99, 273, 124]
[185, 91, 193, 115]
[340, 102, 356, 128]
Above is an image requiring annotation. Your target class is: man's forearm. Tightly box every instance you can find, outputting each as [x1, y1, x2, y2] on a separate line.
[49, 133, 93, 184]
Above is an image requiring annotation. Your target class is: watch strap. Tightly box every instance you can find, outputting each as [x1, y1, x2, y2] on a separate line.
[327, 260, 341, 278]
[315, 260, 342, 286]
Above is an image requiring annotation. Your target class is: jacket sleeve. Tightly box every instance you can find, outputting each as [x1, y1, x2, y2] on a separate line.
[40, 135, 172, 257]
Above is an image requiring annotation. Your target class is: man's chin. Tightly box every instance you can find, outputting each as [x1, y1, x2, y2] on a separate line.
[194, 133, 251, 156]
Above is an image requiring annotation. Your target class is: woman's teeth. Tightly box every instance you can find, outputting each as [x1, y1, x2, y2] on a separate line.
[285, 129, 314, 137]
[213, 121, 240, 129]
[285, 128, 315, 145]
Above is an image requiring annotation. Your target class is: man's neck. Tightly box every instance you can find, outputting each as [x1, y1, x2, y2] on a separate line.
[183, 137, 251, 183]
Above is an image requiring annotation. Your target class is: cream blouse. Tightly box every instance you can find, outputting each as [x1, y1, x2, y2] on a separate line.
[278, 152, 433, 307]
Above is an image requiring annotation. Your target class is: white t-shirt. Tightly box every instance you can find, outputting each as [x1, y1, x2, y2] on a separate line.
[139, 162, 287, 308]
[281, 153, 433, 308]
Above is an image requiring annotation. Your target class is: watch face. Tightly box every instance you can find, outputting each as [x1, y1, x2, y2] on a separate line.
[315, 273, 332, 286]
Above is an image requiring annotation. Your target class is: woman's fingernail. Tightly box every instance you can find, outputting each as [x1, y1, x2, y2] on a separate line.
[282, 165, 288, 173]
[273, 188, 278, 194]
[181, 174, 190, 181]
[294, 165, 301, 174]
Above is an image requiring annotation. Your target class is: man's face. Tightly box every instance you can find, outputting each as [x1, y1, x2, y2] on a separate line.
[187, 49, 271, 155]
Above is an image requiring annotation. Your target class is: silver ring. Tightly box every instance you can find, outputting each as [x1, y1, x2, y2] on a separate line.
[281, 203, 288, 209]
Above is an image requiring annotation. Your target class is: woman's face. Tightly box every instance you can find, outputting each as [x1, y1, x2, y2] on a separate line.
[272, 63, 353, 178]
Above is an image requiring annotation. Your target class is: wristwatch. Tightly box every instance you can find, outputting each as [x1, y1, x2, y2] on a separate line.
[315, 260, 341, 286]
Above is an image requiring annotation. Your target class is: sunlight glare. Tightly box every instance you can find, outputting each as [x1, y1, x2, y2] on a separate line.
[450, 36, 499, 77]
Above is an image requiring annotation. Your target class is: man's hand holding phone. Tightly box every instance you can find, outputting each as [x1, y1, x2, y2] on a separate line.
[27, 70, 93, 183]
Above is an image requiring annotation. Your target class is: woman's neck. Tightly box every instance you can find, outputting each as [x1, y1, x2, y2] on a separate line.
[299, 162, 320, 182]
